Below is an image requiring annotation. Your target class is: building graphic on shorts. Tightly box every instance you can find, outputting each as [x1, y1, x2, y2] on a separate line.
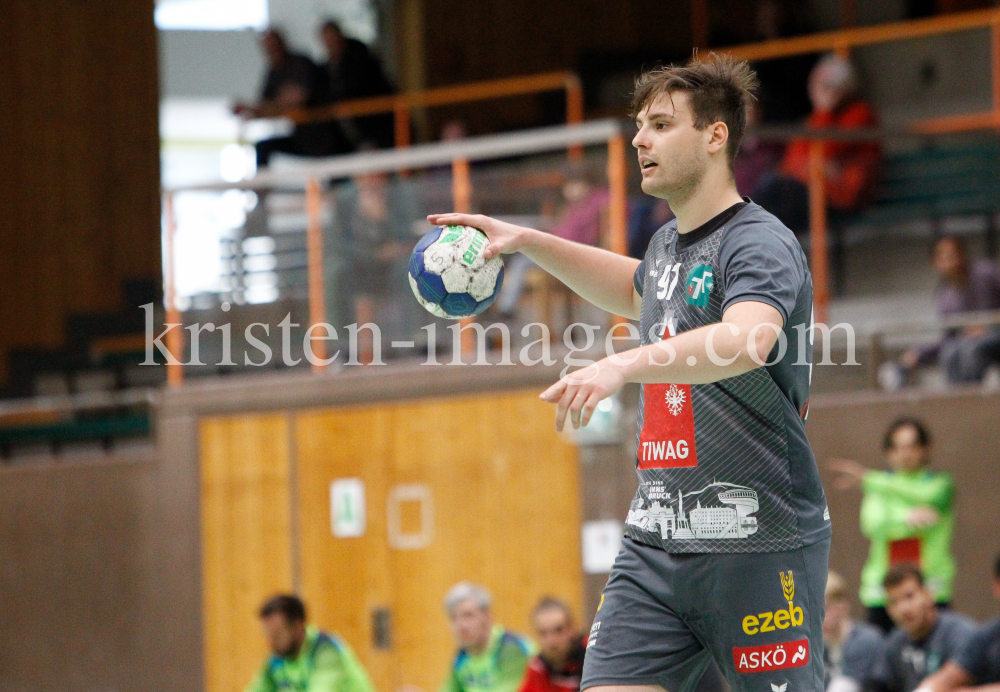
[626, 482, 759, 539]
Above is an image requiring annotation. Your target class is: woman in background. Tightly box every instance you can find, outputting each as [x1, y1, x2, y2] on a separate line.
[829, 418, 956, 633]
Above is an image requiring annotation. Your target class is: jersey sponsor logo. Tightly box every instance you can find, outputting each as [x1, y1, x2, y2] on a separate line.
[742, 571, 804, 635]
[732, 639, 809, 673]
[685, 264, 714, 307]
[638, 381, 696, 469]
[627, 482, 760, 540]
[771, 683, 789, 692]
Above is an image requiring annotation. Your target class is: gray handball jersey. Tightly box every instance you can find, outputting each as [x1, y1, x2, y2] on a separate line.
[627, 201, 831, 553]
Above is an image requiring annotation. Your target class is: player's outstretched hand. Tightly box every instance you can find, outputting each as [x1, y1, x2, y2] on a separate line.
[540, 359, 626, 432]
[426, 213, 532, 260]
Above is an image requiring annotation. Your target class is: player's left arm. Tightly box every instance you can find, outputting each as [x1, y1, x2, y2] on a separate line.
[540, 299, 782, 431]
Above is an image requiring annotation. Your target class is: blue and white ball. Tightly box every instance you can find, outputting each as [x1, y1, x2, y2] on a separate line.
[408, 225, 504, 319]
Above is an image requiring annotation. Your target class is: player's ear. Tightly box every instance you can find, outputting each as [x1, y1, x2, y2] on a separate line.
[706, 121, 729, 155]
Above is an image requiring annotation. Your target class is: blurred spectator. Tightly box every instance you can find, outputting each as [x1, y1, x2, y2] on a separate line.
[627, 197, 673, 260]
[497, 167, 608, 316]
[234, 29, 351, 168]
[734, 102, 784, 198]
[887, 236, 1000, 387]
[919, 552, 1000, 692]
[440, 582, 535, 692]
[519, 598, 585, 692]
[753, 54, 880, 232]
[320, 20, 396, 149]
[330, 169, 419, 345]
[870, 565, 975, 692]
[245, 594, 375, 692]
[828, 418, 955, 633]
[825, 570, 886, 692]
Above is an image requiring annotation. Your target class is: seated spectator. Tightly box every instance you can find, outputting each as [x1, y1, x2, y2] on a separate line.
[870, 565, 976, 692]
[440, 582, 535, 692]
[829, 418, 955, 633]
[627, 196, 673, 260]
[734, 102, 784, 198]
[753, 54, 879, 232]
[496, 167, 608, 316]
[888, 236, 1000, 387]
[825, 570, 886, 692]
[245, 594, 375, 692]
[919, 553, 1000, 692]
[234, 29, 351, 168]
[320, 20, 396, 149]
[519, 598, 585, 692]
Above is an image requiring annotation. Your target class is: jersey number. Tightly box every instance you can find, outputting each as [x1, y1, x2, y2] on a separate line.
[656, 263, 682, 300]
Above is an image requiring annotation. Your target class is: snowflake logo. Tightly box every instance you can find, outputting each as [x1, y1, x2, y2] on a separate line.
[664, 384, 686, 416]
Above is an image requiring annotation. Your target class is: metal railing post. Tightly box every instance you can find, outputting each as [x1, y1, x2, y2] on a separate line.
[394, 101, 411, 149]
[808, 140, 830, 325]
[607, 132, 630, 326]
[306, 178, 327, 372]
[163, 192, 184, 387]
[565, 74, 585, 162]
[451, 158, 477, 357]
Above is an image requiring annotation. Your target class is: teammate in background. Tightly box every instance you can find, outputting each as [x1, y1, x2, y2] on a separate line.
[441, 583, 535, 692]
[520, 598, 586, 692]
[825, 571, 885, 692]
[829, 418, 955, 633]
[430, 54, 830, 692]
[245, 594, 376, 692]
[871, 565, 975, 692]
[917, 553, 1000, 692]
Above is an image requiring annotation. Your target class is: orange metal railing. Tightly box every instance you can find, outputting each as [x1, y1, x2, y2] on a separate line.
[272, 71, 585, 150]
[163, 122, 628, 386]
[716, 7, 1000, 322]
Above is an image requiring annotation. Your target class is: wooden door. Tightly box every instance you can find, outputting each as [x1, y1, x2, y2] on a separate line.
[200, 413, 294, 692]
[292, 389, 582, 692]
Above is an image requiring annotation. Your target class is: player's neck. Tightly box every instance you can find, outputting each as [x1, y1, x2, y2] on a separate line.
[671, 168, 743, 235]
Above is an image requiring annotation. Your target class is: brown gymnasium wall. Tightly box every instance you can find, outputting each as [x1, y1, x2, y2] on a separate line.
[0, 1, 161, 383]
[808, 388, 1000, 621]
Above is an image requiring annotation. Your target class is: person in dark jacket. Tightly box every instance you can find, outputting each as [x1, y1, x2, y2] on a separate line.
[234, 29, 352, 168]
[320, 21, 396, 149]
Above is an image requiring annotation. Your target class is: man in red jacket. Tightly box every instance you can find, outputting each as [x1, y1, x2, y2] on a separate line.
[519, 598, 587, 692]
[753, 53, 880, 232]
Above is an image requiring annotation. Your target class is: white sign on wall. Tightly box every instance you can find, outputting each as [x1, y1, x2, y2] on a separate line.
[581, 520, 623, 574]
[331, 478, 366, 538]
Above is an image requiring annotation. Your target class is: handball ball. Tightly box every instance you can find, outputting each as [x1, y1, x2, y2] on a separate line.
[408, 225, 505, 319]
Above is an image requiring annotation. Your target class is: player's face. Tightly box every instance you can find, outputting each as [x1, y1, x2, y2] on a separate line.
[885, 577, 936, 638]
[261, 613, 306, 658]
[449, 598, 493, 651]
[885, 425, 927, 473]
[632, 92, 711, 201]
[533, 608, 576, 665]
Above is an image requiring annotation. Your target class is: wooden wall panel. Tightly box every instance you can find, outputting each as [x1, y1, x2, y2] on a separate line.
[387, 391, 581, 692]
[294, 407, 399, 692]
[200, 414, 293, 692]
[0, 0, 161, 383]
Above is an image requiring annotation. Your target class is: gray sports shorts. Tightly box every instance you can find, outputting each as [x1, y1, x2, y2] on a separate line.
[582, 536, 829, 692]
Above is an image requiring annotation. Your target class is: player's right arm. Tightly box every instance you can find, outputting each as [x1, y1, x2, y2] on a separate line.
[426, 213, 642, 319]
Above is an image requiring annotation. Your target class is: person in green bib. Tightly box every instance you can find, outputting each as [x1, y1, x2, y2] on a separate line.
[245, 594, 377, 692]
[829, 418, 956, 633]
[440, 583, 535, 692]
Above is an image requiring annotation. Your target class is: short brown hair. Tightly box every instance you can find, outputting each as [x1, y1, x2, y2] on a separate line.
[883, 563, 924, 591]
[826, 570, 849, 603]
[630, 53, 759, 168]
